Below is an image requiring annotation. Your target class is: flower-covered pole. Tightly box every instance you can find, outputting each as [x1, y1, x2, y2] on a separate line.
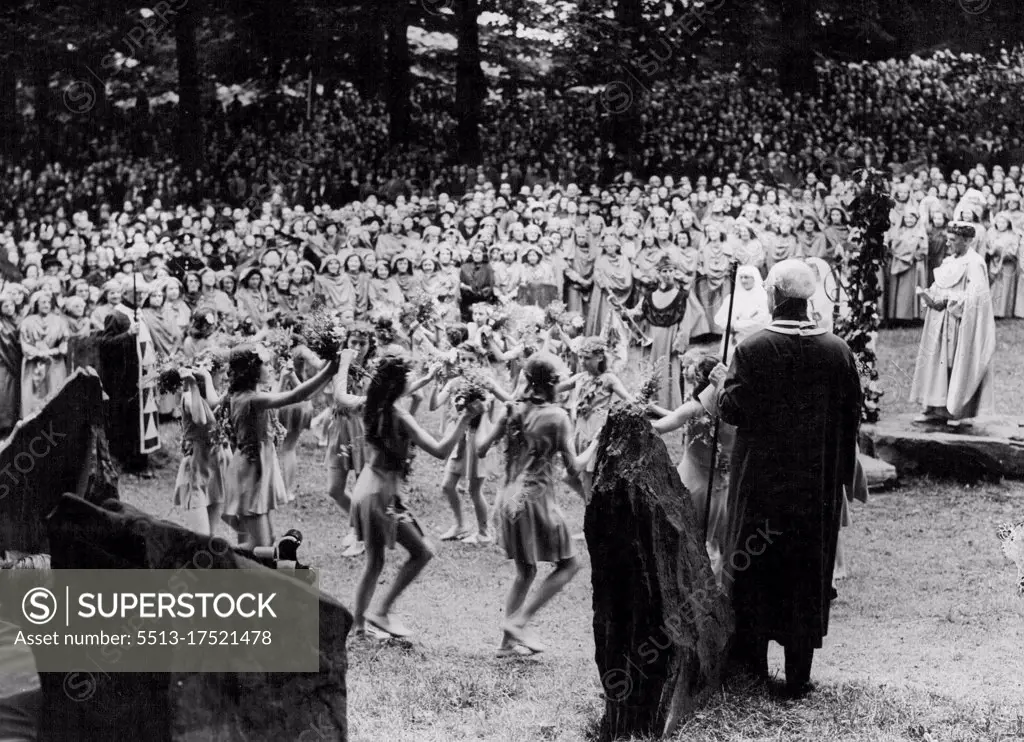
[833, 168, 894, 423]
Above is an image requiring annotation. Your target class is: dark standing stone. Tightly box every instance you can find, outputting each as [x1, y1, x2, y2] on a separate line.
[0, 369, 117, 554]
[32, 495, 351, 742]
[587, 406, 733, 741]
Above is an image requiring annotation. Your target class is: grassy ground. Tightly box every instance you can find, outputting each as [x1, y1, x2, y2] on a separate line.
[57, 326, 1024, 739]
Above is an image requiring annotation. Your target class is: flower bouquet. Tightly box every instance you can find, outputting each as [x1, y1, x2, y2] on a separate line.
[451, 368, 490, 413]
[302, 309, 346, 361]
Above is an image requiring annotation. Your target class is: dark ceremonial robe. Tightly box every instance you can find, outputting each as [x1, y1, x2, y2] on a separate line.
[717, 312, 861, 649]
[95, 312, 147, 472]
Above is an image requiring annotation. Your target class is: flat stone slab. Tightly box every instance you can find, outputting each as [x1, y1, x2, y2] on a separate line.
[860, 414, 1024, 481]
[860, 453, 897, 490]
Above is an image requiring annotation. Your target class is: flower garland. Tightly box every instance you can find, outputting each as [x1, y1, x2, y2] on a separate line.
[832, 168, 894, 424]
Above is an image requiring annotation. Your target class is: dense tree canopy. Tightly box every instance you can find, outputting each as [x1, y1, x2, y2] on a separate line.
[1, 0, 1023, 165]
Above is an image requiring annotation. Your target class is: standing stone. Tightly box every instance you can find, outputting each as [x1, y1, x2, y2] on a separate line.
[588, 406, 733, 741]
[34, 495, 351, 742]
[0, 369, 117, 554]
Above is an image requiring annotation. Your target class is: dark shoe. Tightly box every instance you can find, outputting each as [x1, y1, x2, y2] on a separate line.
[784, 645, 814, 696]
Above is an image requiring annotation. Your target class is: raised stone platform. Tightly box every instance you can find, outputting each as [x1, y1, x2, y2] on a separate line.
[860, 414, 1024, 481]
[860, 453, 898, 490]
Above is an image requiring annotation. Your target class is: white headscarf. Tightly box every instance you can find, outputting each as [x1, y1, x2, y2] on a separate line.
[716, 265, 768, 328]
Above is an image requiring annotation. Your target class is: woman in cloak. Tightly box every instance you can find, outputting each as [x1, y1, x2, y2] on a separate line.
[564, 229, 595, 315]
[95, 311, 149, 474]
[714, 265, 770, 363]
[459, 243, 495, 321]
[19, 291, 70, 420]
[697, 224, 732, 334]
[627, 252, 707, 410]
[885, 210, 929, 323]
[0, 294, 21, 438]
[584, 230, 633, 337]
[235, 266, 270, 330]
[986, 212, 1019, 319]
[313, 254, 355, 314]
[369, 260, 406, 319]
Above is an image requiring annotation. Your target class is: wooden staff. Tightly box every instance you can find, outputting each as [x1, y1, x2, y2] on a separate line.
[704, 260, 739, 542]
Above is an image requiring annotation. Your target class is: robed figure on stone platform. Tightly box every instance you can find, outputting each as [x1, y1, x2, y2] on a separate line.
[910, 221, 996, 427]
[708, 259, 861, 696]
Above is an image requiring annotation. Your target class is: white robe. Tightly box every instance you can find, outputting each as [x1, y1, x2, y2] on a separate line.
[910, 248, 996, 420]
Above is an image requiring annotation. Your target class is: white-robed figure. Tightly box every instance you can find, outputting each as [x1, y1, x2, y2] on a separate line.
[804, 257, 848, 333]
[910, 221, 996, 427]
[714, 265, 769, 362]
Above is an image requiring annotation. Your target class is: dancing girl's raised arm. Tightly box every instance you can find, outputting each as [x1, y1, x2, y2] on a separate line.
[394, 401, 483, 459]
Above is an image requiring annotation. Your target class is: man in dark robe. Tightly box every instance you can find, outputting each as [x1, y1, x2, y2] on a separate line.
[706, 258, 861, 696]
[95, 312, 150, 476]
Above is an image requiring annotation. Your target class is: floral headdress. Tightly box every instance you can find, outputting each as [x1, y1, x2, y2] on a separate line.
[578, 336, 609, 358]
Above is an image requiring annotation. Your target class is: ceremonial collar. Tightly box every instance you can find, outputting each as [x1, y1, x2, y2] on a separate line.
[765, 319, 827, 336]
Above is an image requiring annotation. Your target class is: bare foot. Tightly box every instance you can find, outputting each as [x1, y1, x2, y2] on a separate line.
[502, 620, 545, 653]
[342, 541, 365, 558]
[440, 525, 472, 541]
[366, 613, 412, 638]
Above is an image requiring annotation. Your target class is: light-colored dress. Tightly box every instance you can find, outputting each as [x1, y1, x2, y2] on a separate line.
[494, 402, 576, 565]
[19, 313, 69, 420]
[678, 411, 736, 580]
[572, 372, 615, 476]
[173, 396, 228, 510]
[220, 392, 290, 526]
[325, 368, 368, 473]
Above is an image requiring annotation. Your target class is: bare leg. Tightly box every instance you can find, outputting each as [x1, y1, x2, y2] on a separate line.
[573, 473, 593, 540]
[440, 472, 469, 539]
[244, 514, 274, 548]
[326, 465, 351, 512]
[369, 521, 435, 636]
[279, 430, 302, 493]
[462, 477, 491, 541]
[505, 557, 581, 650]
[207, 502, 222, 536]
[500, 561, 537, 650]
[184, 508, 211, 536]
[353, 533, 386, 634]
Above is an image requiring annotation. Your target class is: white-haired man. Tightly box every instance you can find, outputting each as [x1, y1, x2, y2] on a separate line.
[704, 258, 862, 696]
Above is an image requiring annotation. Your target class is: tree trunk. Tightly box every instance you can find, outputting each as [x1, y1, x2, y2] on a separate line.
[385, 0, 411, 145]
[174, 0, 204, 173]
[502, 0, 521, 106]
[0, 64, 17, 160]
[778, 0, 818, 95]
[455, 0, 484, 164]
[355, 4, 386, 99]
[35, 64, 51, 160]
[615, 0, 642, 28]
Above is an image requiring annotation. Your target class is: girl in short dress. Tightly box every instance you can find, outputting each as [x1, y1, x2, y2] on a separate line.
[326, 323, 375, 557]
[277, 339, 325, 495]
[559, 337, 632, 527]
[648, 354, 735, 584]
[478, 356, 598, 655]
[348, 353, 483, 639]
[173, 360, 229, 536]
[221, 346, 339, 548]
[430, 342, 511, 543]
